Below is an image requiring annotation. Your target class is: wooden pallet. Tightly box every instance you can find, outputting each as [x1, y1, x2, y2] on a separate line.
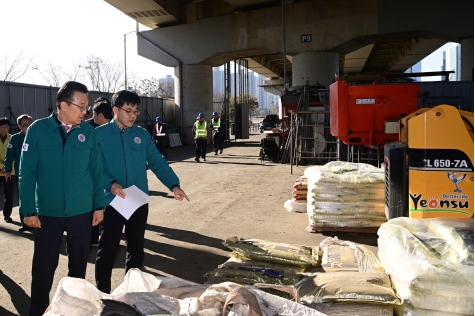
[310, 226, 379, 234]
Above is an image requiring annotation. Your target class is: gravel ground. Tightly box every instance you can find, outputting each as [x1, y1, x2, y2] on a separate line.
[0, 132, 378, 315]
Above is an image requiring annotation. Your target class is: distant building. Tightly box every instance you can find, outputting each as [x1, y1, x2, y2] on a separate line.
[213, 67, 224, 96]
[444, 43, 461, 81]
[159, 74, 173, 85]
[441, 51, 447, 81]
[212, 66, 280, 115]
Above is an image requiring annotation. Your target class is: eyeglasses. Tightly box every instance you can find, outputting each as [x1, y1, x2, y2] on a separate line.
[118, 107, 140, 116]
[66, 101, 90, 113]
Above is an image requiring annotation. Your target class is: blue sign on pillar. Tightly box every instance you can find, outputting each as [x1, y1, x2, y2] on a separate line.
[301, 34, 312, 43]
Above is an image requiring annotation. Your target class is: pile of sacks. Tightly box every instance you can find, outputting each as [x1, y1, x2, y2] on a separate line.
[44, 268, 327, 316]
[284, 176, 308, 213]
[304, 161, 387, 231]
[378, 217, 474, 316]
[205, 236, 401, 316]
[296, 237, 397, 316]
[205, 237, 321, 290]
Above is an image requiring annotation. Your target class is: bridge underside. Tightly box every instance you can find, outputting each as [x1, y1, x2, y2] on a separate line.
[105, 0, 472, 82]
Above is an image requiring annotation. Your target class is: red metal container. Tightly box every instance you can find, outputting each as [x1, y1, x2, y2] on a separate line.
[330, 80, 419, 146]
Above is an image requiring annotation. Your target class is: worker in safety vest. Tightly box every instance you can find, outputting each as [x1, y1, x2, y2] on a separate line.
[192, 112, 207, 162]
[210, 111, 223, 155]
[153, 116, 168, 159]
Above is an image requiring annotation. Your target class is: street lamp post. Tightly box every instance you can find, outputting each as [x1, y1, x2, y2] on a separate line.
[124, 31, 137, 90]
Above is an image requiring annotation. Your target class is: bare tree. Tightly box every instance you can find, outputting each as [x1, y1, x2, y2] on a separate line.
[159, 80, 175, 98]
[64, 62, 84, 82]
[81, 55, 124, 92]
[139, 77, 175, 98]
[35, 61, 65, 87]
[0, 50, 34, 82]
[126, 71, 141, 93]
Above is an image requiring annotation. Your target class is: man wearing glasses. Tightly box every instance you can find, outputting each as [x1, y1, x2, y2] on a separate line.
[19, 81, 105, 316]
[4, 114, 33, 231]
[94, 90, 189, 294]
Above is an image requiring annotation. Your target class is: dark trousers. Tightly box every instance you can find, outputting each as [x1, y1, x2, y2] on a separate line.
[95, 204, 149, 294]
[212, 132, 223, 152]
[29, 212, 93, 316]
[155, 137, 168, 159]
[195, 138, 207, 159]
[1, 175, 14, 219]
[17, 181, 24, 226]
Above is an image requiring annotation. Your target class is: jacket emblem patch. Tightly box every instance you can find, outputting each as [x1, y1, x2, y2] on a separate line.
[134, 137, 141, 144]
[78, 134, 86, 142]
[22, 144, 29, 151]
[7, 144, 12, 148]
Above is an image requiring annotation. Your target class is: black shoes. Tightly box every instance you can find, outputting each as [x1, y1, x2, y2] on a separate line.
[220, 150, 223, 154]
[195, 158, 200, 163]
[4, 217, 12, 223]
[215, 151, 218, 155]
[203, 158, 206, 161]
[19, 226, 31, 232]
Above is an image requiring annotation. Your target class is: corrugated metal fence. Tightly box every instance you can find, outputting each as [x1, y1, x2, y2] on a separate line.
[419, 81, 474, 111]
[0, 81, 176, 134]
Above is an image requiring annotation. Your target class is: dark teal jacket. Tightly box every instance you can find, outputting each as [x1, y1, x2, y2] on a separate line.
[19, 112, 105, 217]
[4, 131, 25, 174]
[95, 120, 180, 205]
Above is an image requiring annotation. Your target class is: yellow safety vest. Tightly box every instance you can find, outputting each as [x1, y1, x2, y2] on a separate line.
[194, 121, 207, 138]
[211, 118, 221, 131]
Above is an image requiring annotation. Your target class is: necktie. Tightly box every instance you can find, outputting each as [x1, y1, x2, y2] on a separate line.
[65, 125, 71, 133]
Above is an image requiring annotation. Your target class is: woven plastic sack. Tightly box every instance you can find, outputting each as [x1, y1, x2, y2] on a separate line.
[204, 267, 303, 286]
[219, 257, 306, 274]
[295, 272, 401, 305]
[312, 302, 393, 316]
[223, 236, 320, 267]
[319, 237, 384, 273]
[377, 217, 474, 315]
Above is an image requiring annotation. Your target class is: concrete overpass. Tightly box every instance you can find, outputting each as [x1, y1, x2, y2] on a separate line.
[105, 0, 474, 141]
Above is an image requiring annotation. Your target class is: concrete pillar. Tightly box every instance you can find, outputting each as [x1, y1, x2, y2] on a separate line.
[174, 64, 213, 144]
[292, 52, 339, 89]
[461, 38, 474, 81]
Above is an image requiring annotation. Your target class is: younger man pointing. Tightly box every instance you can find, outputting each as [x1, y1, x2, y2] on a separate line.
[95, 90, 189, 294]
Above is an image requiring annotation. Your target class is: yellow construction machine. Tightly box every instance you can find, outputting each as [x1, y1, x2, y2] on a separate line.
[384, 105, 474, 219]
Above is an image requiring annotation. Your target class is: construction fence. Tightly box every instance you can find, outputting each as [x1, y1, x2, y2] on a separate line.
[0, 81, 176, 135]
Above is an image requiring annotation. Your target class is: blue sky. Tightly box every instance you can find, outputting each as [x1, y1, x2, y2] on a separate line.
[1, 0, 447, 86]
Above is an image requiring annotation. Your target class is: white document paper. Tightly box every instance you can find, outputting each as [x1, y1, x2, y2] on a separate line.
[110, 185, 153, 220]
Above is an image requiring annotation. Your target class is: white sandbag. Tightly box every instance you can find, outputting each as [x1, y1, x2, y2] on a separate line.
[284, 199, 307, 213]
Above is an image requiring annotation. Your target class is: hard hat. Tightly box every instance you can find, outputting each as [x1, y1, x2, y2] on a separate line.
[213, 111, 218, 116]
[198, 113, 205, 118]
[156, 116, 162, 121]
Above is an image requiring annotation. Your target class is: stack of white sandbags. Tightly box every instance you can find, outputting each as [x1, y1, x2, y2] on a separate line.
[378, 217, 474, 316]
[284, 176, 308, 213]
[304, 162, 386, 231]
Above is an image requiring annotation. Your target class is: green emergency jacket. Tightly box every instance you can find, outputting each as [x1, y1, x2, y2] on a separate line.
[5, 131, 25, 174]
[95, 120, 180, 206]
[19, 112, 105, 217]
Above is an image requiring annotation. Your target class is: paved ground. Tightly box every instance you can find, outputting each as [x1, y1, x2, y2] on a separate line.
[0, 132, 378, 315]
